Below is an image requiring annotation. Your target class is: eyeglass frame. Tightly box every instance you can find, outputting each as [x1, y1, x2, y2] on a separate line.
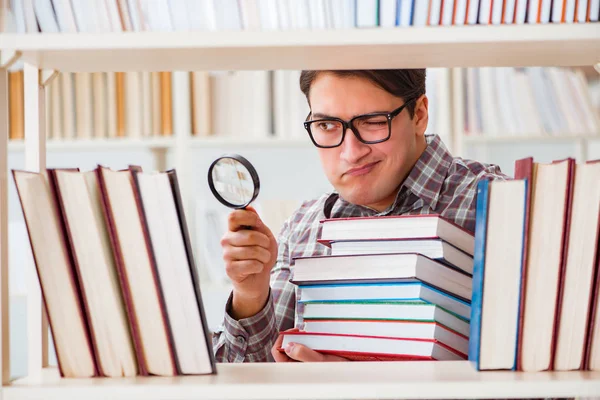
[303, 97, 418, 149]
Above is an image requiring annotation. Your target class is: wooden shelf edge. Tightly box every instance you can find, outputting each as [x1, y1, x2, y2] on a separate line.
[463, 134, 600, 143]
[2, 25, 598, 71]
[7, 138, 174, 152]
[3, 362, 600, 400]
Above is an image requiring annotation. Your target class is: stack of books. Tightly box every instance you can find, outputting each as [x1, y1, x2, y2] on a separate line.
[469, 157, 600, 372]
[12, 166, 215, 378]
[280, 215, 475, 361]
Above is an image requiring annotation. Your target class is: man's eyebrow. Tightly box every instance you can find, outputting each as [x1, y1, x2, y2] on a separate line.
[311, 110, 392, 120]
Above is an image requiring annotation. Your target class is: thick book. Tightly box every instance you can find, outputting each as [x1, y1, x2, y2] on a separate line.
[131, 168, 216, 375]
[291, 253, 472, 302]
[303, 320, 468, 356]
[12, 170, 97, 378]
[326, 238, 473, 275]
[554, 160, 600, 370]
[96, 166, 176, 376]
[302, 301, 469, 337]
[50, 169, 138, 377]
[278, 332, 466, 361]
[515, 158, 574, 372]
[318, 214, 475, 256]
[298, 282, 471, 321]
[469, 179, 527, 371]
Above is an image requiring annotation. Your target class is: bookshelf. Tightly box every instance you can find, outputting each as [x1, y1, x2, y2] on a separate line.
[1, 22, 600, 399]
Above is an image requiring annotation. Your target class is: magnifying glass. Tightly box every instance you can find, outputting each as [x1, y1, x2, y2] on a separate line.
[208, 154, 260, 209]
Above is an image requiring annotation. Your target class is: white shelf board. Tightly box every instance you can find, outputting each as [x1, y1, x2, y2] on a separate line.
[4, 362, 600, 400]
[463, 134, 600, 144]
[7, 138, 174, 152]
[1, 25, 598, 72]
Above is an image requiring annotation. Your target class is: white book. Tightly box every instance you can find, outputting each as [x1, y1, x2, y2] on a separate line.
[503, 0, 516, 23]
[169, 0, 190, 31]
[491, 0, 504, 24]
[290, 0, 311, 29]
[398, 0, 414, 26]
[10, 0, 27, 33]
[478, 0, 491, 24]
[94, 0, 112, 32]
[239, 0, 261, 30]
[441, 0, 454, 25]
[342, 0, 355, 27]
[589, 0, 600, 21]
[126, 0, 142, 30]
[466, 0, 480, 24]
[33, 0, 59, 32]
[411, 0, 429, 26]
[454, 0, 467, 25]
[140, 71, 152, 137]
[214, 0, 242, 30]
[106, 72, 118, 138]
[527, 0, 540, 23]
[539, 0, 552, 22]
[576, 0, 588, 22]
[125, 72, 142, 138]
[92, 72, 107, 139]
[74, 72, 93, 139]
[379, 0, 397, 27]
[51, 0, 78, 32]
[186, 0, 208, 30]
[514, 0, 528, 23]
[277, 0, 291, 29]
[258, 0, 279, 30]
[355, 0, 377, 27]
[429, 0, 442, 25]
[322, 0, 334, 28]
[22, 0, 38, 32]
[308, 0, 327, 28]
[134, 171, 214, 375]
[551, 0, 565, 22]
[70, 0, 98, 32]
[105, 0, 124, 31]
[563, 0, 576, 22]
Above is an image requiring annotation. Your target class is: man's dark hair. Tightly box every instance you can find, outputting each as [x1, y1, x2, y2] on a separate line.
[299, 69, 426, 118]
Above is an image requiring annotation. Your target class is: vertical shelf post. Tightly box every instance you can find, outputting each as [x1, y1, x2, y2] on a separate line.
[450, 68, 465, 157]
[0, 65, 10, 385]
[23, 63, 48, 378]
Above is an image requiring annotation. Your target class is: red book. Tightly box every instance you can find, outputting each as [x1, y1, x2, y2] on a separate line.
[278, 331, 466, 361]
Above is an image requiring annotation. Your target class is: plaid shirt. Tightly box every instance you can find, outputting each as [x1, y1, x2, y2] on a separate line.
[212, 134, 509, 363]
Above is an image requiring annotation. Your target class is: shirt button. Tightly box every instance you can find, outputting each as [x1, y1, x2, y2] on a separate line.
[236, 336, 246, 344]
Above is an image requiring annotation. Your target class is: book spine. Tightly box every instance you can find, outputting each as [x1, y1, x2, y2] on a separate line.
[468, 179, 490, 370]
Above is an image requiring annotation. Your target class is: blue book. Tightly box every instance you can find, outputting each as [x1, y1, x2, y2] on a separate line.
[469, 179, 527, 371]
[468, 179, 490, 368]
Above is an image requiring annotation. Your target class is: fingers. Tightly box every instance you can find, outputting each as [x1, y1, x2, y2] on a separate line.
[226, 260, 265, 281]
[221, 229, 271, 250]
[284, 343, 324, 362]
[223, 244, 271, 264]
[227, 208, 262, 231]
[284, 342, 348, 362]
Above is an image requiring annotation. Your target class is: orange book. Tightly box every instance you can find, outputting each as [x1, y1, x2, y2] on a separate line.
[9, 70, 24, 140]
[115, 72, 126, 137]
[160, 72, 173, 136]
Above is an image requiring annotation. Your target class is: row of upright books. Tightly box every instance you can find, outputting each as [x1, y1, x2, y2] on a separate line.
[280, 156, 600, 371]
[5, 0, 599, 34]
[13, 166, 215, 377]
[6, 69, 308, 141]
[463, 67, 600, 137]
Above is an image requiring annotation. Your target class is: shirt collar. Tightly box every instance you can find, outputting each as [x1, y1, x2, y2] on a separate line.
[324, 134, 453, 218]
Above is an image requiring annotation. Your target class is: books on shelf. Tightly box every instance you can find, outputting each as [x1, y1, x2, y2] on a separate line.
[469, 157, 600, 372]
[12, 166, 215, 378]
[5, 0, 598, 35]
[463, 67, 600, 138]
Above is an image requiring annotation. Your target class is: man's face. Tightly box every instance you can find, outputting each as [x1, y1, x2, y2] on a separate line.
[308, 73, 428, 212]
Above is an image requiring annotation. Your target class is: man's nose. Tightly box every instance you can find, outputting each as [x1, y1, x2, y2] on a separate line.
[339, 127, 371, 164]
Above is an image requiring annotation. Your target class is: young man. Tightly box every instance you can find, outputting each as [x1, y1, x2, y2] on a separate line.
[213, 69, 508, 363]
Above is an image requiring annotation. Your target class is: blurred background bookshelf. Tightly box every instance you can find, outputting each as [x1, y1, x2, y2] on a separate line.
[2, 0, 600, 390]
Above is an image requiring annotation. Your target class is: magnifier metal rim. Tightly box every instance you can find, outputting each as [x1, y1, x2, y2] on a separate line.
[208, 154, 260, 209]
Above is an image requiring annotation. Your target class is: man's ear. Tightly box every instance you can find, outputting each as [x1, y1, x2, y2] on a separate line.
[413, 94, 429, 138]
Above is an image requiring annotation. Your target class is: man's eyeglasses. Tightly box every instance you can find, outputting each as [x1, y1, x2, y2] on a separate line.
[303, 98, 417, 149]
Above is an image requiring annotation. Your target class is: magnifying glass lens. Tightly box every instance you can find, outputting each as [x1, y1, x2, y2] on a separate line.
[208, 155, 260, 209]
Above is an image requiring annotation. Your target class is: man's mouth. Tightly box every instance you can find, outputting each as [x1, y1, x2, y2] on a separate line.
[344, 161, 380, 177]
